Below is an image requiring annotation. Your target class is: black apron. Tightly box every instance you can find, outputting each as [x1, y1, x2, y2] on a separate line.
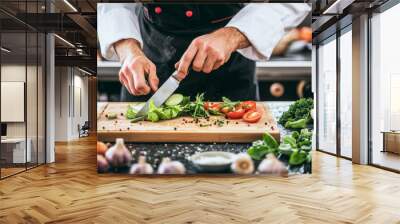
[121, 3, 258, 102]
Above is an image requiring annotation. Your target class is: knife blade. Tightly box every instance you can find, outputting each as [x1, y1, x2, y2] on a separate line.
[134, 71, 180, 120]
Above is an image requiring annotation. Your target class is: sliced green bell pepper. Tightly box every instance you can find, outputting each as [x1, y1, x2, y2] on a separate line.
[278, 143, 293, 156]
[283, 135, 297, 149]
[285, 118, 307, 129]
[289, 149, 308, 166]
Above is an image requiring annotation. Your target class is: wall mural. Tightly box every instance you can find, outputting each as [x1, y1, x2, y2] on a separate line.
[96, 3, 313, 176]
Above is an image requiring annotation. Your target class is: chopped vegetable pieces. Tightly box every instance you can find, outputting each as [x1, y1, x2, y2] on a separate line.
[125, 105, 137, 119]
[124, 93, 263, 124]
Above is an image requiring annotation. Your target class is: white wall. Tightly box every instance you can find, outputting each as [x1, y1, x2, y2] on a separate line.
[1, 65, 39, 138]
[54, 67, 89, 141]
[1, 64, 46, 164]
[1, 66, 25, 139]
[54, 66, 69, 141]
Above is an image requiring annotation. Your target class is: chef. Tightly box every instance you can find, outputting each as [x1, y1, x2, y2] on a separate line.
[98, 3, 310, 101]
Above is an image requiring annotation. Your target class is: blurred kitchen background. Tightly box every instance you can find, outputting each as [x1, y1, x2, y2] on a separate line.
[97, 10, 312, 102]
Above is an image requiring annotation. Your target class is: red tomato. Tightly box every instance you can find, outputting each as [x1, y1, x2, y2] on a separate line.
[227, 108, 246, 119]
[243, 110, 262, 123]
[220, 106, 232, 114]
[240, 101, 257, 112]
[204, 102, 221, 111]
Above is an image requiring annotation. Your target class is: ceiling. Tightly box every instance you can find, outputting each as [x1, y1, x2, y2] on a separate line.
[0, 0, 98, 73]
[312, 0, 393, 43]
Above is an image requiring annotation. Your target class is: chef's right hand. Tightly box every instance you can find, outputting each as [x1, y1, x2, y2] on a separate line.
[114, 39, 159, 95]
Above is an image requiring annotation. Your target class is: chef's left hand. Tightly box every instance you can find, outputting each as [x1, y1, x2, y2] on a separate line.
[175, 27, 250, 79]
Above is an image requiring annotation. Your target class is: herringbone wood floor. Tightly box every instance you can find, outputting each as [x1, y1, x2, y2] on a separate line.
[1, 136, 400, 224]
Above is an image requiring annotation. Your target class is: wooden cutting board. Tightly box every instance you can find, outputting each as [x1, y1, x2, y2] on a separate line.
[97, 102, 279, 143]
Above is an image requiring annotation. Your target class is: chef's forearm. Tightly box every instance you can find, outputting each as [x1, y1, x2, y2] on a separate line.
[98, 3, 143, 60]
[226, 3, 311, 61]
[114, 38, 144, 63]
[223, 27, 250, 50]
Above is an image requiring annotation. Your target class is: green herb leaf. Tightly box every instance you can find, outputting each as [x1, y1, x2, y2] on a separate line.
[262, 132, 279, 149]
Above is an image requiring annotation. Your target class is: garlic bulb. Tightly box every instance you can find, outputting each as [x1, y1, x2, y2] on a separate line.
[231, 153, 254, 175]
[257, 153, 288, 177]
[157, 158, 186, 174]
[129, 156, 154, 174]
[105, 138, 132, 167]
[97, 154, 109, 173]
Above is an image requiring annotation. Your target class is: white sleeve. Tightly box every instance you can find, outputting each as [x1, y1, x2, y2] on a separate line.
[97, 3, 142, 61]
[226, 3, 311, 61]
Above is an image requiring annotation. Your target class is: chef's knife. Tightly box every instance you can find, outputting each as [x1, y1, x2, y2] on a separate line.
[133, 70, 180, 121]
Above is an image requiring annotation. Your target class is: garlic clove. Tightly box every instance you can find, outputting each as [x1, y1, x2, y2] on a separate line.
[97, 154, 109, 173]
[157, 157, 186, 174]
[105, 138, 132, 168]
[258, 153, 288, 177]
[129, 156, 154, 174]
[231, 153, 254, 175]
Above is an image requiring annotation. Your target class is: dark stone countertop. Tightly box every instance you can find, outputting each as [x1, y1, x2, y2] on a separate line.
[114, 102, 310, 174]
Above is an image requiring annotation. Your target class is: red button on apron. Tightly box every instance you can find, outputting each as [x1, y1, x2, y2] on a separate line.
[185, 10, 193, 18]
[155, 7, 162, 14]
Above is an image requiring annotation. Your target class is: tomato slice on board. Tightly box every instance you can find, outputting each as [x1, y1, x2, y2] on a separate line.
[240, 101, 257, 112]
[243, 110, 262, 123]
[204, 102, 221, 111]
[226, 108, 246, 119]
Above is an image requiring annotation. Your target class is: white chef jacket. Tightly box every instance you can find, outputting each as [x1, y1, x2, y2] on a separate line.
[98, 3, 310, 62]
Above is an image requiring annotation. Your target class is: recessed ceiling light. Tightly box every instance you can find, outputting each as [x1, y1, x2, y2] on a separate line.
[323, 0, 355, 15]
[54, 34, 75, 48]
[63, 0, 78, 12]
[1, 47, 11, 53]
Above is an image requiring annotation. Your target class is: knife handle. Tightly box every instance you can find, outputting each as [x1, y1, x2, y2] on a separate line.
[171, 70, 182, 82]
[172, 67, 193, 82]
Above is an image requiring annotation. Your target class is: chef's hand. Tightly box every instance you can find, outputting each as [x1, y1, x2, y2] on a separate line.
[175, 27, 250, 79]
[115, 38, 159, 95]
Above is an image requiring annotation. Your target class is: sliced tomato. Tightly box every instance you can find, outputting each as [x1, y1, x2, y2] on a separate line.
[220, 106, 232, 114]
[240, 101, 257, 112]
[226, 108, 246, 119]
[204, 102, 221, 111]
[243, 110, 262, 123]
